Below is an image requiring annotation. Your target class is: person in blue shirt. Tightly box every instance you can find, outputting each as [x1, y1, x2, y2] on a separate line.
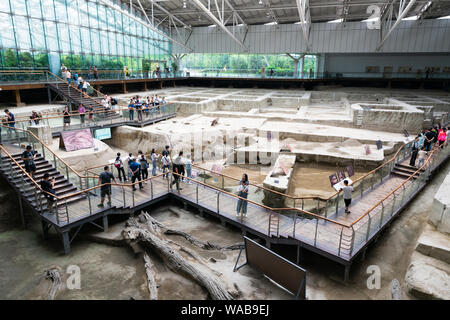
[128, 157, 143, 191]
[128, 98, 135, 121]
[4, 109, 16, 138]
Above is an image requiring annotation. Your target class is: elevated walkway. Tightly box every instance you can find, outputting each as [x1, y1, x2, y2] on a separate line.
[0, 123, 448, 280]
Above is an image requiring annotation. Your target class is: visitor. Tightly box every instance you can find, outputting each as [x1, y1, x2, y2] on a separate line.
[138, 150, 149, 182]
[135, 96, 143, 122]
[126, 152, 134, 180]
[162, 153, 171, 179]
[409, 134, 421, 166]
[114, 152, 127, 182]
[40, 173, 56, 213]
[97, 166, 117, 208]
[60, 63, 67, 74]
[87, 105, 94, 126]
[418, 130, 426, 149]
[77, 77, 84, 90]
[184, 154, 193, 183]
[170, 151, 184, 191]
[30, 110, 41, 125]
[66, 69, 72, 85]
[162, 145, 170, 158]
[161, 97, 167, 114]
[261, 67, 265, 78]
[432, 126, 439, 147]
[151, 149, 159, 176]
[62, 106, 71, 129]
[424, 128, 434, 151]
[21, 145, 37, 178]
[128, 98, 135, 121]
[438, 127, 447, 148]
[239, 173, 249, 186]
[129, 157, 144, 191]
[93, 66, 98, 79]
[4, 109, 15, 129]
[236, 180, 249, 218]
[339, 180, 353, 214]
[269, 68, 274, 77]
[82, 80, 90, 96]
[417, 146, 427, 168]
[73, 71, 78, 84]
[78, 104, 86, 127]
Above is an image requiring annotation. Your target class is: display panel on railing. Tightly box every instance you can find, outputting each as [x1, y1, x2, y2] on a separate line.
[60, 129, 94, 152]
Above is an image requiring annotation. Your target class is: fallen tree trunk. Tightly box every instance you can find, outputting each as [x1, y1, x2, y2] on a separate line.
[143, 253, 158, 300]
[124, 216, 233, 300]
[140, 212, 241, 251]
[44, 266, 62, 300]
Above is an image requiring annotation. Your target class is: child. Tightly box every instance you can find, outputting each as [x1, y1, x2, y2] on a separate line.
[184, 154, 193, 183]
[340, 180, 353, 214]
[417, 146, 427, 168]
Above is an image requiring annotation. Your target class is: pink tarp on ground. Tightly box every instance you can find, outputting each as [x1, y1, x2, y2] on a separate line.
[60, 129, 94, 152]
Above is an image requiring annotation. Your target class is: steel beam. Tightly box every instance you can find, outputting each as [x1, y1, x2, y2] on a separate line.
[98, 0, 192, 52]
[377, 0, 417, 50]
[190, 0, 246, 48]
[296, 0, 311, 50]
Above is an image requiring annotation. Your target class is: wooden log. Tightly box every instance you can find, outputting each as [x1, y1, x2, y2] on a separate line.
[143, 253, 158, 300]
[44, 266, 62, 300]
[124, 216, 233, 300]
[141, 212, 241, 251]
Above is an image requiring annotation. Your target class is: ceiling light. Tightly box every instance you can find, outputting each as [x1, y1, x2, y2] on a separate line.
[437, 15, 450, 19]
[264, 21, 277, 25]
[208, 24, 217, 27]
[402, 15, 418, 20]
[183, 1, 186, 9]
[327, 18, 343, 23]
[259, 0, 263, 4]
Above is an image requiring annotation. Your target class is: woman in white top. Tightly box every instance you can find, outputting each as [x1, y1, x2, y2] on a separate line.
[162, 154, 171, 179]
[151, 148, 159, 176]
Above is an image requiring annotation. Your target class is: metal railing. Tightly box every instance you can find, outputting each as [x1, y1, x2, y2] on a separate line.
[2, 69, 450, 85]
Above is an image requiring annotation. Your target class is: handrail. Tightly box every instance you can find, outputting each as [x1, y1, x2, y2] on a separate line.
[2, 103, 176, 127]
[0, 144, 60, 200]
[46, 70, 106, 103]
[349, 143, 446, 227]
[0, 124, 97, 179]
[194, 139, 414, 202]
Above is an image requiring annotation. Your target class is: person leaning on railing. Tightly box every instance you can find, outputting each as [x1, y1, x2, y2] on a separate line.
[40, 173, 56, 214]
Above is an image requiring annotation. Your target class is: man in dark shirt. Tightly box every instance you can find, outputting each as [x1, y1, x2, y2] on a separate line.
[129, 158, 143, 191]
[40, 173, 56, 213]
[424, 128, 435, 151]
[162, 145, 170, 157]
[98, 166, 116, 207]
[22, 145, 37, 178]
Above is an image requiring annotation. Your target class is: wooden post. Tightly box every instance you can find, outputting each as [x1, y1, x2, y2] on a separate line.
[122, 82, 127, 94]
[15, 89, 25, 107]
[144, 81, 147, 91]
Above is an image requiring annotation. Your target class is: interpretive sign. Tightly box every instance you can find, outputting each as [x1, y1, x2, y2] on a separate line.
[346, 165, 355, 177]
[233, 236, 306, 299]
[59, 129, 94, 152]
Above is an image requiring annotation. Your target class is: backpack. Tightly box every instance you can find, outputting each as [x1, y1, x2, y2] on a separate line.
[140, 157, 149, 169]
[114, 158, 121, 168]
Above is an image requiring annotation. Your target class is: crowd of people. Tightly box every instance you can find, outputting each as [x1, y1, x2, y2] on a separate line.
[127, 95, 167, 122]
[61, 64, 92, 95]
[409, 124, 448, 167]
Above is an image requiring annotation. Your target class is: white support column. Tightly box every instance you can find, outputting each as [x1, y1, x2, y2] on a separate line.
[296, 0, 311, 51]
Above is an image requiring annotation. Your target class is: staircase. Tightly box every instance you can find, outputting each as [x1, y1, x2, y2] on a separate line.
[391, 163, 425, 180]
[0, 151, 85, 214]
[47, 80, 117, 120]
